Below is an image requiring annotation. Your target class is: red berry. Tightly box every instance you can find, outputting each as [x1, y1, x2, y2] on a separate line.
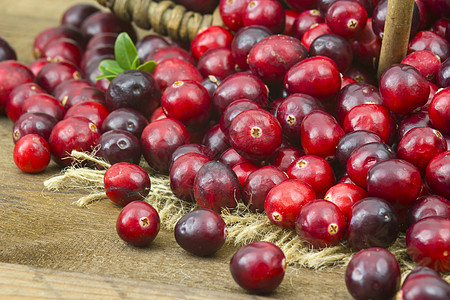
[230, 241, 286, 294]
[104, 162, 151, 206]
[425, 150, 450, 199]
[116, 201, 160, 247]
[428, 87, 450, 135]
[325, 0, 368, 38]
[242, 0, 285, 34]
[0, 60, 35, 113]
[190, 25, 234, 61]
[324, 183, 368, 219]
[13, 134, 51, 173]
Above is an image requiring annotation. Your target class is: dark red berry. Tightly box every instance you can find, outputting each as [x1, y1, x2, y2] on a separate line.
[22, 93, 65, 122]
[81, 11, 137, 42]
[0, 60, 35, 113]
[345, 248, 401, 300]
[174, 208, 227, 256]
[425, 150, 450, 199]
[309, 33, 353, 73]
[220, 99, 262, 137]
[398, 273, 450, 300]
[101, 108, 148, 139]
[64, 101, 110, 129]
[230, 241, 286, 294]
[242, 0, 285, 34]
[324, 183, 367, 219]
[61, 3, 100, 28]
[6, 82, 46, 122]
[12, 112, 57, 144]
[406, 194, 450, 228]
[291, 9, 324, 40]
[36, 61, 81, 93]
[116, 201, 160, 247]
[428, 87, 450, 135]
[197, 47, 236, 79]
[219, 0, 250, 32]
[232, 161, 259, 187]
[152, 58, 203, 92]
[335, 130, 384, 167]
[325, 0, 368, 38]
[96, 130, 142, 166]
[269, 146, 304, 172]
[231, 25, 271, 71]
[202, 124, 230, 158]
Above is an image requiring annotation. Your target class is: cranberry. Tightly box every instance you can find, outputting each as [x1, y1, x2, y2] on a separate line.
[398, 110, 433, 138]
[220, 99, 261, 137]
[343, 104, 397, 144]
[403, 265, 441, 283]
[149, 45, 196, 65]
[230, 241, 286, 294]
[22, 93, 65, 122]
[28, 58, 51, 77]
[136, 34, 170, 63]
[336, 82, 383, 125]
[0, 60, 35, 113]
[348, 196, 399, 251]
[275, 93, 324, 146]
[218, 0, 250, 32]
[232, 161, 258, 187]
[49, 116, 100, 167]
[300, 110, 344, 160]
[345, 248, 401, 300]
[41, 38, 83, 66]
[301, 23, 333, 51]
[141, 118, 190, 174]
[248, 35, 307, 85]
[61, 3, 100, 28]
[193, 161, 241, 212]
[309, 33, 353, 73]
[296, 199, 347, 248]
[284, 56, 341, 101]
[343, 63, 377, 85]
[201, 75, 222, 101]
[174, 208, 227, 256]
[325, 0, 368, 38]
[36, 61, 81, 93]
[408, 30, 450, 62]
[197, 47, 236, 79]
[33, 25, 85, 59]
[324, 183, 367, 219]
[379, 64, 430, 115]
[242, 165, 288, 212]
[425, 150, 450, 199]
[13, 134, 51, 173]
[101, 108, 148, 139]
[104, 162, 151, 206]
[406, 216, 450, 273]
[170, 143, 216, 167]
[335, 130, 383, 167]
[152, 58, 203, 92]
[401, 50, 442, 83]
[346, 142, 396, 188]
[0, 36, 16, 61]
[202, 124, 230, 158]
[349, 18, 381, 70]
[231, 25, 271, 71]
[80, 11, 137, 42]
[161, 80, 211, 129]
[397, 127, 447, 173]
[269, 146, 304, 172]
[190, 26, 234, 61]
[436, 57, 450, 87]
[407, 195, 450, 228]
[428, 87, 450, 135]
[367, 159, 423, 209]
[116, 201, 160, 247]
[106, 70, 160, 118]
[398, 273, 450, 300]
[85, 32, 118, 51]
[218, 148, 248, 168]
[285, 0, 317, 12]
[212, 72, 269, 116]
[6, 82, 46, 122]
[229, 108, 282, 162]
[12, 112, 57, 144]
[62, 86, 106, 112]
[242, 0, 284, 34]
[286, 155, 335, 198]
[80, 45, 115, 73]
[64, 101, 109, 129]
[291, 9, 324, 40]
[96, 130, 141, 166]
[169, 152, 212, 202]
[52, 79, 91, 105]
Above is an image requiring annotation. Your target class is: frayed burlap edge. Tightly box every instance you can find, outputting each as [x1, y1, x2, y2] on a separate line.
[44, 150, 450, 282]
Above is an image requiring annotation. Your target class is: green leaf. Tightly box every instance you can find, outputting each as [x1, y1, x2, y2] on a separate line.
[114, 32, 139, 70]
[137, 60, 157, 74]
[98, 59, 124, 75]
[95, 74, 116, 81]
[131, 56, 140, 70]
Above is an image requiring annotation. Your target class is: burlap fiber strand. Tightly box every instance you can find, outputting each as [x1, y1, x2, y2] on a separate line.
[44, 150, 450, 283]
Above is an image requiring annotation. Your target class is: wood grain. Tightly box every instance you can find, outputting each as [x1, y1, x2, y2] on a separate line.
[0, 1, 351, 298]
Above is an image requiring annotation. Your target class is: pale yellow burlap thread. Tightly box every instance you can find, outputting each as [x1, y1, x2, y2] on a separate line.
[43, 150, 450, 281]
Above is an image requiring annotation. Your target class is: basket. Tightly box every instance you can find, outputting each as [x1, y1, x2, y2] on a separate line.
[95, 0, 224, 43]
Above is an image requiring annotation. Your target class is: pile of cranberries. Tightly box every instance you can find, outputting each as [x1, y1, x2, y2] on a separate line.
[1, 0, 449, 296]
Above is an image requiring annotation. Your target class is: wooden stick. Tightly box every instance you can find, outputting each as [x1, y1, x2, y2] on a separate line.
[377, 0, 415, 78]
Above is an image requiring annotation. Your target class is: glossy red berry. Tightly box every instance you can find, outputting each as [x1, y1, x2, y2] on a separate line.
[291, 9, 324, 40]
[6, 82, 46, 122]
[265, 179, 316, 229]
[0, 60, 35, 112]
[190, 25, 234, 60]
[335, 130, 384, 167]
[269, 146, 304, 172]
[345, 248, 401, 300]
[231, 25, 271, 71]
[228, 108, 282, 163]
[219, 0, 249, 32]
[401, 50, 442, 82]
[12, 112, 57, 144]
[116, 201, 160, 247]
[406, 195, 450, 227]
[295, 199, 347, 248]
[96, 130, 142, 166]
[174, 208, 227, 256]
[230, 241, 286, 294]
[242, 0, 285, 34]
[152, 58, 203, 92]
[397, 273, 450, 300]
[232, 161, 259, 187]
[324, 183, 368, 219]
[104, 162, 151, 206]
[406, 216, 450, 273]
[428, 87, 450, 135]
[325, 0, 368, 38]
[197, 47, 236, 79]
[425, 150, 450, 199]
[13, 134, 51, 173]
[220, 99, 262, 137]
[102, 108, 148, 139]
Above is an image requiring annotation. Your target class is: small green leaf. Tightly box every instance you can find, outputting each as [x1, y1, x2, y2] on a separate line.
[95, 74, 116, 81]
[131, 56, 140, 69]
[114, 32, 139, 70]
[98, 59, 124, 75]
[137, 60, 157, 74]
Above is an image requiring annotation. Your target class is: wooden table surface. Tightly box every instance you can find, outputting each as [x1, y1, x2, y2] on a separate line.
[0, 1, 352, 298]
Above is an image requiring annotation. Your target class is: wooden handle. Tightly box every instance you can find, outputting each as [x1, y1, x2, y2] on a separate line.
[377, 0, 415, 77]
